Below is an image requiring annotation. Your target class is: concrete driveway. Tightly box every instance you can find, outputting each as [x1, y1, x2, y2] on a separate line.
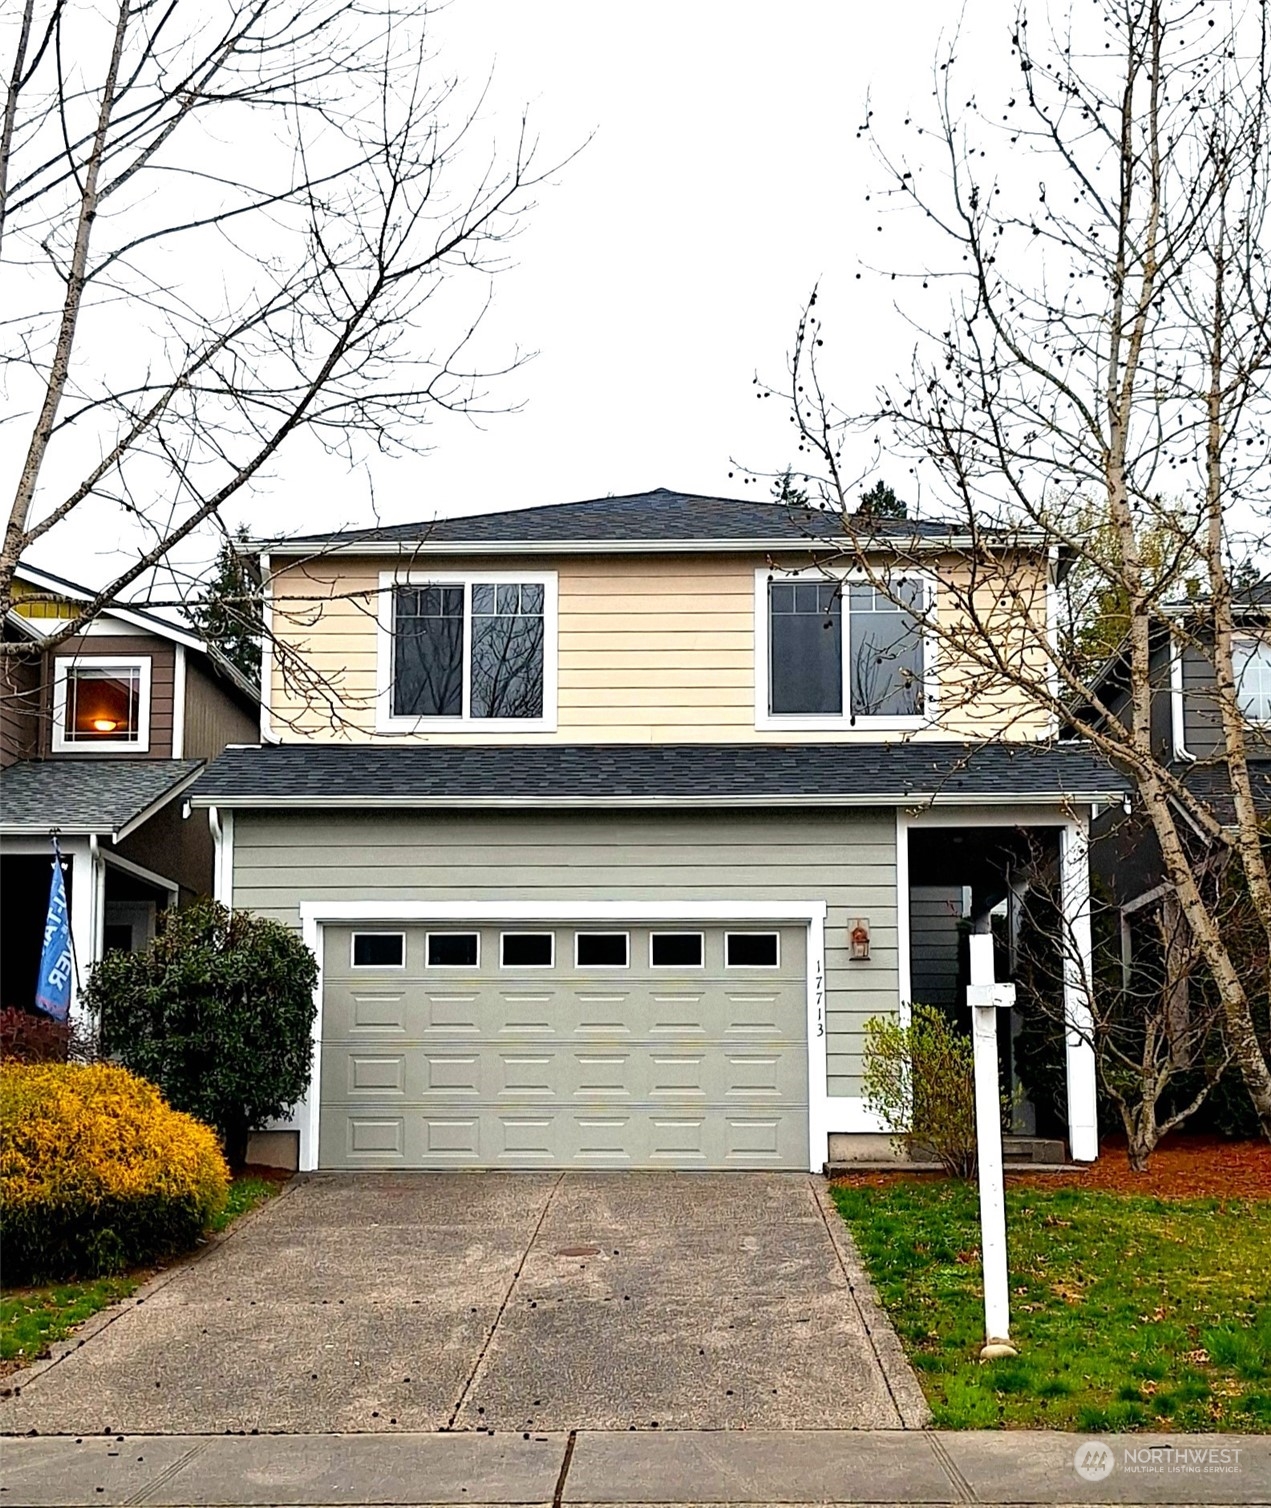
[0, 1172, 927, 1435]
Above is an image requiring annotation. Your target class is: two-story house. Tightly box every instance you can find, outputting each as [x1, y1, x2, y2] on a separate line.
[191, 488, 1127, 1173]
[0, 563, 259, 1013]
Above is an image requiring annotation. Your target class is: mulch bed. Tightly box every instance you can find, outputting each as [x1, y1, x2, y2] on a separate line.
[831, 1135, 1271, 1200]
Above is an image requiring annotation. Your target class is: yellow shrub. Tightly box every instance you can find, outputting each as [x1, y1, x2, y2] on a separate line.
[0, 1062, 230, 1281]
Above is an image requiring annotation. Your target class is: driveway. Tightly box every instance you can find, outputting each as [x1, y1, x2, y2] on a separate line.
[0, 1172, 927, 1435]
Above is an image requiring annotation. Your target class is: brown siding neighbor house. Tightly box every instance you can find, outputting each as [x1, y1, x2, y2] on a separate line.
[0, 563, 259, 1014]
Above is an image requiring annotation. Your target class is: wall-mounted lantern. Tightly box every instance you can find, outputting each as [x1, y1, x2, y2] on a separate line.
[849, 917, 871, 961]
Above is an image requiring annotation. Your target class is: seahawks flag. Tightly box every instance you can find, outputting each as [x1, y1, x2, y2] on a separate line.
[35, 840, 74, 1021]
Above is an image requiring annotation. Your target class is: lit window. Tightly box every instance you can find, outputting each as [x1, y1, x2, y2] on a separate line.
[1236, 639, 1271, 724]
[53, 657, 150, 751]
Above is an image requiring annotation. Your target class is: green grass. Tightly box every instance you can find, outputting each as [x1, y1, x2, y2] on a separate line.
[1, 1174, 281, 1372]
[831, 1180, 1271, 1432]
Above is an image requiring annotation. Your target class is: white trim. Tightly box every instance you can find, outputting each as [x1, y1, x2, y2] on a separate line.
[723, 930, 781, 968]
[259, 553, 275, 743]
[261, 532, 1052, 559]
[573, 930, 630, 969]
[1169, 634, 1194, 761]
[1044, 564, 1061, 739]
[500, 929, 556, 969]
[1121, 882, 1170, 916]
[292, 899, 830, 1173]
[753, 567, 937, 733]
[350, 930, 406, 969]
[98, 849, 180, 896]
[171, 644, 187, 758]
[13, 562, 206, 652]
[375, 570, 558, 734]
[648, 930, 705, 968]
[1060, 818, 1099, 1162]
[895, 808, 912, 1029]
[189, 788, 1124, 813]
[51, 654, 152, 754]
[425, 929, 482, 968]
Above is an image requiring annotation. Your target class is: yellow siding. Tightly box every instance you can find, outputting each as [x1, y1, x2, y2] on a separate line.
[267, 551, 1053, 743]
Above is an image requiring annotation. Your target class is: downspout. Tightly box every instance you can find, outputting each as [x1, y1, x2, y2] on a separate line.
[1169, 636, 1195, 762]
[208, 805, 222, 901]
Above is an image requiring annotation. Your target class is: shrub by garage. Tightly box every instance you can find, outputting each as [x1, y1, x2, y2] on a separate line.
[85, 899, 318, 1168]
[0, 1062, 229, 1283]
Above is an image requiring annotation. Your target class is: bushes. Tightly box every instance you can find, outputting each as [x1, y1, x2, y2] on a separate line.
[0, 1007, 72, 1064]
[85, 899, 318, 1168]
[0, 1062, 229, 1282]
[862, 1003, 1000, 1178]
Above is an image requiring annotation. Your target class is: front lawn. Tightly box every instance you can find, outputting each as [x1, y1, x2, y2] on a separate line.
[832, 1179, 1271, 1431]
[0, 1173, 282, 1373]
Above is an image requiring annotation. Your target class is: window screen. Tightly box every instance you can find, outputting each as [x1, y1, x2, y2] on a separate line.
[768, 581, 842, 715]
[501, 932, 554, 967]
[427, 932, 479, 967]
[352, 932, 405, 968]
[471, 583, 545, 718]
[576, 932, 629, 968]
[848, 581, 924, 717]
[393, 586, 464, 717]
[650, 932, 704, 968]
[726, 932, 779, 968]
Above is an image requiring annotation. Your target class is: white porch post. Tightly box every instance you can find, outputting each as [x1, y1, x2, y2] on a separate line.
[60, 838, 100, 1034]
[1060, 818, 1099, 1162]
[967, 932, 1016, 1354]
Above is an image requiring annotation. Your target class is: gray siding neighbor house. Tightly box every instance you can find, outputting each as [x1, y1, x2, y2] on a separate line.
[0, 563, 259, 1013]
[187, 488, 1127, 1173]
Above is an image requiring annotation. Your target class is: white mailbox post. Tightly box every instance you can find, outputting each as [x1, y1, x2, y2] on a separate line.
[966, 931, 1017, 1358]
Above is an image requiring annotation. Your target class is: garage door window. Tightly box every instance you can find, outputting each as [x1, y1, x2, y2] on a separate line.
[725, 931, 780, 968]
[426, 932, 479, 967]
[501, 932, 554, 968]
[650, 932, 704, 968]
[575, 931, 629, 968]
[351, 932, 405, 968]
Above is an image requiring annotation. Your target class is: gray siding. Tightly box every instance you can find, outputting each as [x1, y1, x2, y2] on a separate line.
[1181, 644, 1223, 758]
[230, 806, 900, 1100]
[909, 885, 965, 1009]
[182, 656, 259, 759]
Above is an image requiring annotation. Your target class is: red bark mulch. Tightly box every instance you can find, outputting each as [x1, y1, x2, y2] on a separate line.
[831, 1136, 1271, 1201]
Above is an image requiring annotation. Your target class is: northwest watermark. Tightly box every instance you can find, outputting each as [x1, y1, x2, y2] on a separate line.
[1074, 1443, 1244, 1482]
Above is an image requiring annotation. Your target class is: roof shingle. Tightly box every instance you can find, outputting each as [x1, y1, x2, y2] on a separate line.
[0, 759, 205, 837]
[191, 741, 1127, 806]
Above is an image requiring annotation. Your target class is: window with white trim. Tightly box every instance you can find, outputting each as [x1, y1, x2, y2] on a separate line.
[52, 656, 151, 752]
[761, 574, 929, 725]
[1235, 638, 1271, 724]
[382, 573, 555, 727]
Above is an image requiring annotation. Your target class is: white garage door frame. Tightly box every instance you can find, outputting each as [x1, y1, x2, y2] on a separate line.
[297, 899, 829, 1173]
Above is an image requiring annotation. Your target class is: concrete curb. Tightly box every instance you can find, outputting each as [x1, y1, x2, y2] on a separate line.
[810, 1174, 934, 1430]
[0, 1175, 299, 1397]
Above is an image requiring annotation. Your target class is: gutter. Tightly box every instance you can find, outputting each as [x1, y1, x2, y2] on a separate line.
[187, 789, 1128, 812]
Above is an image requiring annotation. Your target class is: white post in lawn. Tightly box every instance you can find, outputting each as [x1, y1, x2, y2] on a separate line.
[966, 931, 1017, 1359]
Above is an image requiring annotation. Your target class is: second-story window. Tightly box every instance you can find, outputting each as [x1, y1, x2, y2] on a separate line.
[1235, 638, 1271, 724]
[388, 576, 552, 724]
[765, 575, 928, 723]
[52, 656, 151, 752]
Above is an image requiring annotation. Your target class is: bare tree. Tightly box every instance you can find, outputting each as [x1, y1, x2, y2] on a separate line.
[1, 0, 564, 656]
[751, 0, 1271, 1136]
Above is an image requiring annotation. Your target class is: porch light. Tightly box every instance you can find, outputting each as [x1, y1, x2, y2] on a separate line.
[849, 918, 870, 961]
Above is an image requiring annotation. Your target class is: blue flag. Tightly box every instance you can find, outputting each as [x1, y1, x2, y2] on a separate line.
[36, 844, 74, 1021]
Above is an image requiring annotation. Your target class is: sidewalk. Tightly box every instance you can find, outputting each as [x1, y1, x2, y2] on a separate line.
[1, 1428, 1267, 1505]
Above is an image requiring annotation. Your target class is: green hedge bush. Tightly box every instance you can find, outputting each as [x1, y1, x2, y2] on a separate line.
[0, 1062, 229, 1282]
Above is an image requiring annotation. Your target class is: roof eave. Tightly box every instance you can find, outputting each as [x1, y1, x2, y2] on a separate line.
[257, 532, 1051, 558]
[189, 788, 1122, 811]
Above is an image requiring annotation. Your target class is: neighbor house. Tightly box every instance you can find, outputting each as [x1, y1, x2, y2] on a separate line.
[189, 488, 1127, 1173]
[0, 563, 259, 1013]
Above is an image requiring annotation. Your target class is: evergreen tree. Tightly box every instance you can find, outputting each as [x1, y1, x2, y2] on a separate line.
[857, 480, 907, 519]
[189, 529, 262, 682]
[771, 467, 810, 505]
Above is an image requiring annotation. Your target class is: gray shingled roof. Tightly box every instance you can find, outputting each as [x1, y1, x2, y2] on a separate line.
[267, 487, 976, 550]
[0, 759, 205, 837]
[191, 742, 1127, 806]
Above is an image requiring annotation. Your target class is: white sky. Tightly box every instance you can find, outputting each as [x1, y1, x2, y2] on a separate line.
[18, 0, 1008, 592]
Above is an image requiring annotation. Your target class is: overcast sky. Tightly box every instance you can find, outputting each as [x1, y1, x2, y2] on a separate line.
[20, 0, 1010, 591]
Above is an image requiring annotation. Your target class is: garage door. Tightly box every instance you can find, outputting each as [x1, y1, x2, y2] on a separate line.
[318, 921, 809, 1169]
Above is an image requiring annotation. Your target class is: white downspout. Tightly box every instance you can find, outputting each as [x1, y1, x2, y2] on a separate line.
[1169, 636, 1195, 762]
